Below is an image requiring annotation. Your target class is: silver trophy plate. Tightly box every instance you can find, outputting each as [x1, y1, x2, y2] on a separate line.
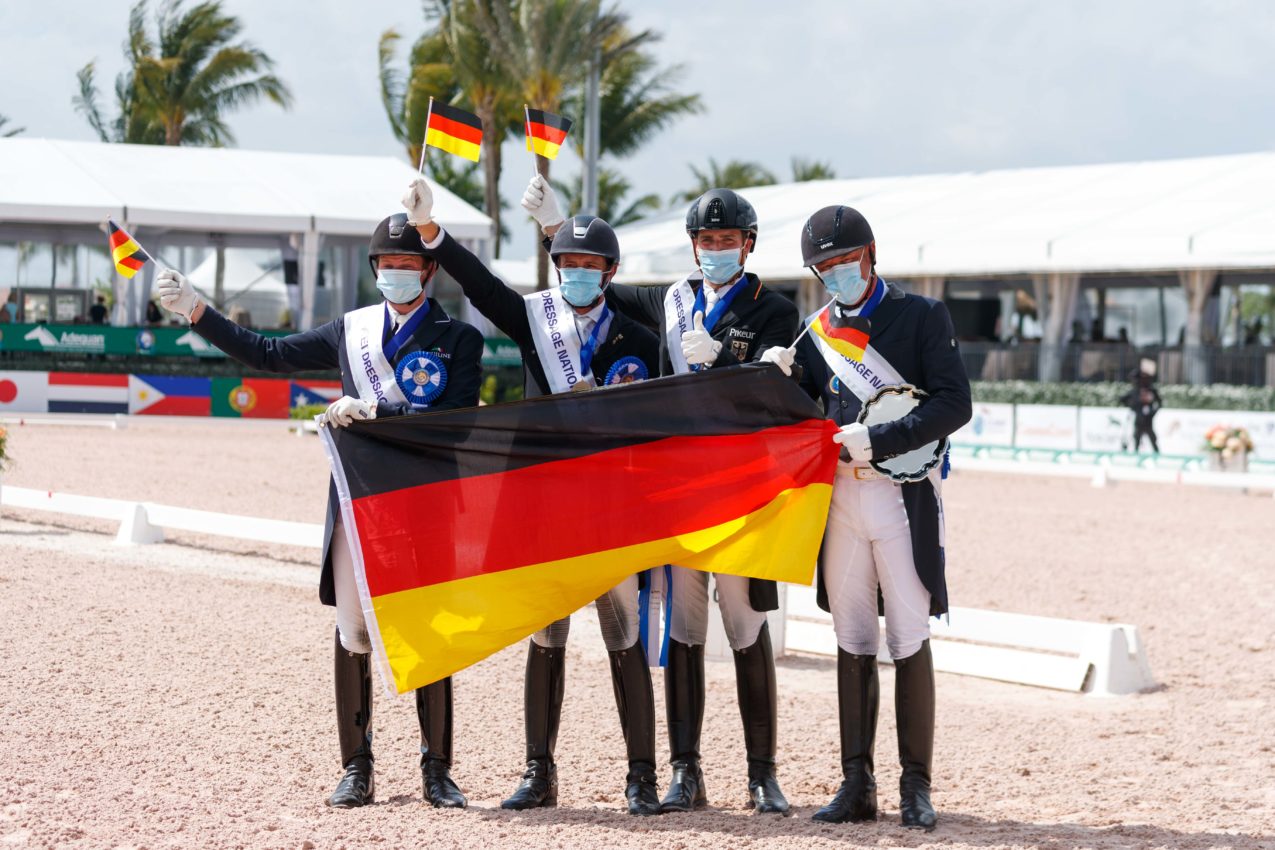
[856, 384, 946, 483]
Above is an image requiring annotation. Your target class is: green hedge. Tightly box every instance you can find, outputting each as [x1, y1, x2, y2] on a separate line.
[971, 381, 1275, 411]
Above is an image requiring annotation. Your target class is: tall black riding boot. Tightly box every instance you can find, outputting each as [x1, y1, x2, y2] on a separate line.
[895, 641, 937, 831]
[416, 677, 467, 808]
[326, 629, 375, 808]
[500, 643, 565, 809]
[734, 623, 790, 815]
[609, 640, 660, 815]
[658, 640, 707, 812]
[812, 650, 878, 823]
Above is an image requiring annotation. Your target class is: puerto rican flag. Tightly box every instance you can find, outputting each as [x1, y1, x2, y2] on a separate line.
[47, 372, 129, 414]
[291, 380, 343, 408]
[129, 375, 211, 416]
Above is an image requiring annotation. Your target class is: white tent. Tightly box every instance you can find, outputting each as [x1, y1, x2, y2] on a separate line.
[0, 137, 492, 329]
[611, 150, 1275, 381]
[612, 151, 1275, 284]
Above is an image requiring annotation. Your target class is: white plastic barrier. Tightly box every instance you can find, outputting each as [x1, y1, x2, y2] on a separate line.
[0, 485, 323, 548]
[783, 584, 1155, 696]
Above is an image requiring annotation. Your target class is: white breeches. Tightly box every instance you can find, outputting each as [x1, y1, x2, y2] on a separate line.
[668, 567, 768, 651]
[332, 519, 373, 654]
[531, 574, 641, 652]
[822, 466, 932, 659]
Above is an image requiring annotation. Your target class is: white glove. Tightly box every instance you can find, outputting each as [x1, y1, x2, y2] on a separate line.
[521, 174, 565, 231]
[832, 422, 873, 461]
[322, 396, 376, 429]
[681, 312, 723, 367]
[401, 176, 434, 226]
[156, 268, 200, 319]
[759, 345, 795, 376]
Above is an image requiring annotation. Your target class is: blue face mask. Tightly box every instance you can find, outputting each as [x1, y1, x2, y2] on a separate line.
[558, 267, 605, 307]
[376, 268, 424, 304]
[821, 262, 871, 305]
[697, 247, 744, 285]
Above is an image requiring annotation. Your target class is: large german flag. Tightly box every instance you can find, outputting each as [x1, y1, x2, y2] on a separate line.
[524, 107, 573, 160]
[426, 102, 483, 162]
[107, 220, 151, 279]
[321, 365, 839, 693]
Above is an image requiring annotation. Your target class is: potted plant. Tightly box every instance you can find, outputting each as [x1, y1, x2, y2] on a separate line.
[1203, 425, 1254, 472]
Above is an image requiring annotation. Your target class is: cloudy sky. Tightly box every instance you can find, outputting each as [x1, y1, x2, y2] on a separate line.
[5, 0, 1275, 257]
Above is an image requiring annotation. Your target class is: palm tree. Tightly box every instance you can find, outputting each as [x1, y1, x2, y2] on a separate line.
[791, 157, 837, 182]
[553, 167, 660, 228]
[467, 0, 640, 288]
[74, 0, 292, 146]
[0, 114, 25, 137]
[673, 158, 778, 204]
[572, 35, 701, 161]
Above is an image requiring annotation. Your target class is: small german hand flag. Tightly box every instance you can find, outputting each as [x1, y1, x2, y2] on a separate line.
[107, 220, 151, 279]
[426, 102, 483, 162]
[525, 107, 573, 160]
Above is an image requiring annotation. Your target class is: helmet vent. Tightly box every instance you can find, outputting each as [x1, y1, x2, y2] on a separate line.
[705, 198, 725, 224]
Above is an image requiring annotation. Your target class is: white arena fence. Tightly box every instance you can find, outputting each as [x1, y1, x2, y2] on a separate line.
[1, 483, 1152, 696]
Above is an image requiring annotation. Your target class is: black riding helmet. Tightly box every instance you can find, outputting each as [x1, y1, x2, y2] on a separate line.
[549, 215, 620, 267]
[801, 205, 874, 268]
[367, 212, 434, 275]
[685, 188, 758, 253]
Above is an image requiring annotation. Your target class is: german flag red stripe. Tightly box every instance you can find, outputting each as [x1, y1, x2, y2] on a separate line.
[427, 112, 483, 146]
[526, 108, 572, 133]
[322, 365, 839, 692]
[526, 121, 569, 146]
[352, 420, 830, 597]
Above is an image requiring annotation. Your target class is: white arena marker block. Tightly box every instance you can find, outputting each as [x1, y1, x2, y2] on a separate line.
[1080, 624, 1156, 696]
[1091, 467, 1109, 488]
[115, 503, 164, 545]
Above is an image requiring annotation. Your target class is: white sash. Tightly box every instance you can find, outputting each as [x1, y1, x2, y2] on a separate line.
[344, 303, 410, 408]
[805, 306, 906, 403]
[524, 288, 596, 394]
[662, 277, 696, 375]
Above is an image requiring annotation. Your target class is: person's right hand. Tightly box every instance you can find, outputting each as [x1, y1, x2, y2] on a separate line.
[521, 174, 565, 231]
[759, 345, 796, 376]
[156, 269, 199, 319]
[322, 396, 376, 429]
[401, 176, 435, 226]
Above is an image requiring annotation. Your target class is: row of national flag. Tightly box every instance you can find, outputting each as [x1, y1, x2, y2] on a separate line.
[0, 370, 341, 417]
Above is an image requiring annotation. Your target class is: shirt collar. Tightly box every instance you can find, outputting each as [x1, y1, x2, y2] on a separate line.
[386, 298, 427, 328]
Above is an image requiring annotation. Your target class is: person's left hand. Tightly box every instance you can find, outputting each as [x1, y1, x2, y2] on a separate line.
[401, 176, 435, 226]
[832, 422, 873, 461]
[681, 312, 722, 366]
[322, 396, 376, 428]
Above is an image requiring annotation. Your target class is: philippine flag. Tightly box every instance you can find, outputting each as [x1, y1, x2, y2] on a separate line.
[129, 374, 211, 416]
[46, 372, 130, 414]
[0, 371, 50, 414]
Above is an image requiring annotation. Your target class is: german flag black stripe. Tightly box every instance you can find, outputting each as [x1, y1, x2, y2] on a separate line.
[331, 364, 826, 496]
[431, 102, 483, 132]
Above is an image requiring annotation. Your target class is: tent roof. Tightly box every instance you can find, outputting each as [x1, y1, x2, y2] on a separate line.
[0, 137, 491, 240]
[611, 151, 1275, 283]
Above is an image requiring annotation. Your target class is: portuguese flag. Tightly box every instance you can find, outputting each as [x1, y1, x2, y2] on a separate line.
[321, 365, 839, 693]
[425, 101, 483, 162]
[524, 107, 573, 160]
[107, 219, 151, 279]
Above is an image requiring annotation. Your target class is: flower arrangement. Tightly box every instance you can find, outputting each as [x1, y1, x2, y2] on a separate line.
[1203, 425, 1254, 458]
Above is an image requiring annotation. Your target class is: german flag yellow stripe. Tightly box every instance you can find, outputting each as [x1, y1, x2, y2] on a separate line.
[426, 127, 481, 162]
[369, 483, 832, 693]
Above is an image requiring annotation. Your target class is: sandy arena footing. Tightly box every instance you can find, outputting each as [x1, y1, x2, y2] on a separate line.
[1, 417, 1272, 849]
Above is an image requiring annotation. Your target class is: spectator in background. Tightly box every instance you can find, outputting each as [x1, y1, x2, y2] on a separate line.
[1, 290, 15, 323]
[1122, 358, 1162, 453]
[145, 299, 163, 325]
[1116, 327, 1130, 344]
[89, 296, 108, 324]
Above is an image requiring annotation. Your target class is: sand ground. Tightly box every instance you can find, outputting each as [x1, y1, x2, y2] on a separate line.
[1, 417, 1272, 849]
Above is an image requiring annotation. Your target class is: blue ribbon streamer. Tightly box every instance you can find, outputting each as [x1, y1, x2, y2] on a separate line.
[382, 300, 432, 362]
